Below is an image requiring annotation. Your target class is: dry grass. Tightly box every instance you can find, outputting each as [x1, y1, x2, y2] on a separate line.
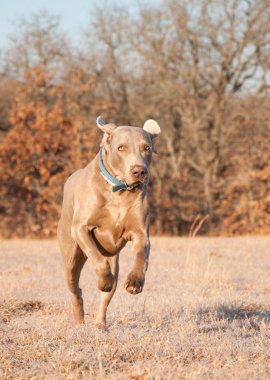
[0, 237, 270, 379]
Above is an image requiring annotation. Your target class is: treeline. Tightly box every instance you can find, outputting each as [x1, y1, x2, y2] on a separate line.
[1, 0, 270, 238]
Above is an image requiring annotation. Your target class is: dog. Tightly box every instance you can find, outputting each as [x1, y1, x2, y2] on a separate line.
[57, 116, 160, 328]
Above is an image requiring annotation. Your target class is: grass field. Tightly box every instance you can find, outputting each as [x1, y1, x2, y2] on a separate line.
[0, 237, 270, 379]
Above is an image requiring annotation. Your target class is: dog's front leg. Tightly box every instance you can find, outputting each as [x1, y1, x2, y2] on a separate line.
[124, 233, 150, 295]
[95, 254, 119, 330]
[71, 223, 115, 292]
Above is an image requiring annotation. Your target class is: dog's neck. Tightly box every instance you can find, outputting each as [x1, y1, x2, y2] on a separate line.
[101, 147, 117, 178]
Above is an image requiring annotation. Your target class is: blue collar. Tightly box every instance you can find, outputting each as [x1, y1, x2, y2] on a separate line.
[98, 148, 140, 192]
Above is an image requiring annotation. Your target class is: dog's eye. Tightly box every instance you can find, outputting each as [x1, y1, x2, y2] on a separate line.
[144, 145, 151, 151]
[118, 145, 125, 151]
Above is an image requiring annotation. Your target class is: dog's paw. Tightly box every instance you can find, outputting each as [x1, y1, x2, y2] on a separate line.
[124, 272, 144, 295]
[97, 273, 114, 292]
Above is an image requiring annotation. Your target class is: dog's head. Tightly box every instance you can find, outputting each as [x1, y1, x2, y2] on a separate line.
[97, 116, 160, 187]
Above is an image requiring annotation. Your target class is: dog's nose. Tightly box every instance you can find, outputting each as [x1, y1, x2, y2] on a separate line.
[131, 165, 147, 180]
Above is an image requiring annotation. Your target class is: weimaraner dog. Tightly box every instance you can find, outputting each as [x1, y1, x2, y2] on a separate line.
[57, 116, 160, 328]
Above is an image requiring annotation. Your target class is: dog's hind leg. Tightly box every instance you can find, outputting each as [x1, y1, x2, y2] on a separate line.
[65, 245, 87, 324]
[95, 254, 119, 329]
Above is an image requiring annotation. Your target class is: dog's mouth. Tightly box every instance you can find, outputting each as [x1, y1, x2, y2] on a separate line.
[124, 180, 147, 192]
[132, 179, 145, 186]
[114, 168, 149, 190]
[126, 177, 149, 188]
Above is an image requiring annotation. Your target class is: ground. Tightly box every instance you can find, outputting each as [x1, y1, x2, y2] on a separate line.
[0, 237, 270, 379]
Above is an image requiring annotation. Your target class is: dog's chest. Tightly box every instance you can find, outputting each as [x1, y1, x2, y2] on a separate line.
[91, 200, 130, 253]
[114, 205, 124, 227]
[105, 201, 127, 232]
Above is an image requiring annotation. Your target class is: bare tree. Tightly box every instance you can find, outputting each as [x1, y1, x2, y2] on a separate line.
[84, 0, 270, 232]
[3, 10, 70, 78]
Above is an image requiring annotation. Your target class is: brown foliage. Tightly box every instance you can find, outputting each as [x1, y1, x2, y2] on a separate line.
[0, 67, 77, 236]
[0, 77, 18, 143]
[217, 111, 270, 235]
[0, 64, 109, 237]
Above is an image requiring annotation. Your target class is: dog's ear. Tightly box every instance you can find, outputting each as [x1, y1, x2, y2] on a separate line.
[96, 116, 117, 149]
[143, 119, 160, 138]
[143, 119, 160, 153]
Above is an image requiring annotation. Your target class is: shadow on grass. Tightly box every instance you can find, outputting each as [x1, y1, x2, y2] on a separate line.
[195, 303, 270, 333]
[0, 299, 64, 323]
[218, 304, 270, 323]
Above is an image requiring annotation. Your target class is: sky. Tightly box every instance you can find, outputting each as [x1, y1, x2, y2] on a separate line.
[0, 0, 160, 50]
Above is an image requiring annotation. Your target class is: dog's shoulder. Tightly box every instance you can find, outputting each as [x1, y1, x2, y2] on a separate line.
[64, 160, 95, 193]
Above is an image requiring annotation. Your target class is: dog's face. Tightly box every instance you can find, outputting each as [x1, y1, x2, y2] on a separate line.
[97, 117, 160, 186]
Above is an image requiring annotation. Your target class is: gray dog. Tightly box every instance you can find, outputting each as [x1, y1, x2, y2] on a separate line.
[57, 116, 160, 328]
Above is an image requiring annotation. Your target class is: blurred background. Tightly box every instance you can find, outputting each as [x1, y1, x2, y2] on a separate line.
[0, 0, 270, 238]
